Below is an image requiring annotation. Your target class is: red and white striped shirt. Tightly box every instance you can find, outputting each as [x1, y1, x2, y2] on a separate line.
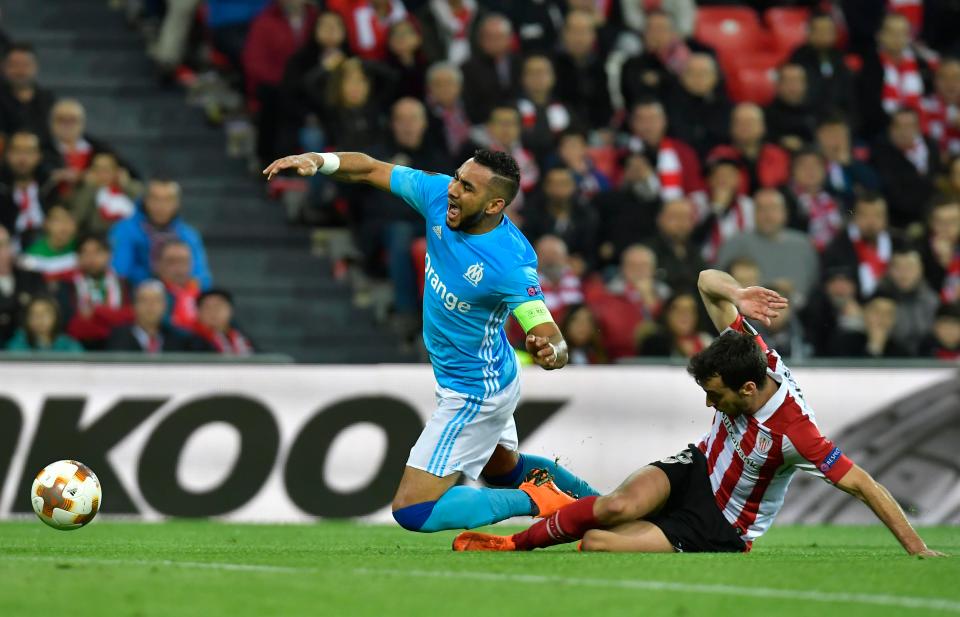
[696, 315, 854, 545]
[920, 94, 960, 156]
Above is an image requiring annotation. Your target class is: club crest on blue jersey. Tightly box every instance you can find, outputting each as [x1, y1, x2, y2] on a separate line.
[463, 262, 484, 287]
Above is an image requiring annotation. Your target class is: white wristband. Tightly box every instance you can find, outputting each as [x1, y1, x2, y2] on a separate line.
[318, 153, 341, 175]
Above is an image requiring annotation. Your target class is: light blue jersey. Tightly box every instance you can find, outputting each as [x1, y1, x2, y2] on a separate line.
[390, 165, 545, 399]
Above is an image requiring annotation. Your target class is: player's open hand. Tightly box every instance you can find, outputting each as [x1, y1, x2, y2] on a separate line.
[526, 335, 565, 370]
[734, 286, 789, 326]
[262, 154, 319, 180]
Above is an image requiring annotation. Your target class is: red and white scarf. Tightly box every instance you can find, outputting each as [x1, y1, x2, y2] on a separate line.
[694, 192, 755, 264]
[73, 270, 124, 313]
[880, 48, 925, 115]
[351, 1, 407, 59]
[205, 327, 254, 356]
[58, 138, 93, 172]
[903, 134, 930, 174]
[165, 279, 200, 330]
[626, 137, 684, 201]
[518, 99, 571, 134]
[539, 267, 584, 314]
[132, 326, 162, 353]
[921, 94, 960, 156]
[849, 224, 892, 296]
[940, 243, 960, 303]
[428, 0, 476, 64]
[13, 182, 44, 234]
[95, 186, 136, 222]
[792, 185, 843, 251]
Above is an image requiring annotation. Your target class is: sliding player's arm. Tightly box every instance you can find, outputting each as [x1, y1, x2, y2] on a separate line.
[263, 152, 394, 190]
[835, 465, 947, 557]
[697, 269, 789, 333]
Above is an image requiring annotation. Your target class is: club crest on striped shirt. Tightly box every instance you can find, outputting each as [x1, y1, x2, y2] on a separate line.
[463, 262, 484, 287]
[755, 433, 772, 455]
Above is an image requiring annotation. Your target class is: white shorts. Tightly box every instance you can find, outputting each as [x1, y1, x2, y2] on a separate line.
[407, 375, 521, 480]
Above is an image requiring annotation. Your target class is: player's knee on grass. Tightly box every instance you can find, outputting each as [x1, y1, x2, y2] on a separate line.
[392, 501, 436, 532]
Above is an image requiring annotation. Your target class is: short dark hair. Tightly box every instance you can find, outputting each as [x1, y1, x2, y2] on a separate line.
[198, 287, 235, 306]
[686, 332, 767, 391]
[77, 233, 110, 253]
[6, 42, 35, 58]
[473, 148, 521, 205]
[854, 188, 886, 209]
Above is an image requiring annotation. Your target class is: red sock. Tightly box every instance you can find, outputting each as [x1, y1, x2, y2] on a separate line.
[512, 496, 599, 551]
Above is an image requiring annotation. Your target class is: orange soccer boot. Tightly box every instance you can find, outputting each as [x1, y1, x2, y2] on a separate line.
[452, 531, 517, 552]
[519, 468, 576, 518]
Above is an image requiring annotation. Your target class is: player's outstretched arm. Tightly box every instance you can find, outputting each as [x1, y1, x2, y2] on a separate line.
[835, 464, 947, 557]
[697, 269, 789, 332]
[263, 152, 394, 191]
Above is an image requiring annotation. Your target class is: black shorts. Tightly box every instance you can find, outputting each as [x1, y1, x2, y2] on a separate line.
[647, 445, 748, 553]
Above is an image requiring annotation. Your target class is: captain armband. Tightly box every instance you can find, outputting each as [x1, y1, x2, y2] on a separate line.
[512, 300, 554, 332]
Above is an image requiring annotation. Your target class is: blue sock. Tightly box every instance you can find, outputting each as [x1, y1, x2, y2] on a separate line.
[392, 486, 534, 532]
[484, 453, 600, 498]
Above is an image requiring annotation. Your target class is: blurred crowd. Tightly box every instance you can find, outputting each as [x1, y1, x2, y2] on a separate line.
[41, 0, 960, 363]
[0, 39, 255, 355]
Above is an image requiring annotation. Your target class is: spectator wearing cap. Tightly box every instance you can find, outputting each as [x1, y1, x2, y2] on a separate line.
[0, 225, 44, 345]
[345, 0, 408, 61]
[424, 63, 472, 159]
[523, 166, 598, 271]
[551, 10, 611, 130]
[782, 148, 844, 252]
[67, 152, 142, 237]
[18, 204, 78, 282]
[663, 53, 731, 160]
[109, 178, 212, 290]
[58, 234, 134, 350]
[859, 12, 937, 138]
[5, 295, 82, 353]
[622, 98, 703, 201]
[765, 64, 819, 153]
[815, 113, 880, 210]
[0, 131, 55, 248]
[692, 157, 755, 265]
[829, 291, 911, 358]
[416, 0, 482, 66]
[920, 196, 960, 303]
[195, 289, 255, 356]
[709, 104, 790, 196]
[642, 197, 705, 294]
[0, 43, 55, 140]
[822, 191, 904, 299]
[879, 248, 939, 355]
[920, 58, 960, 159]
[871, 107, 941, 229]
[918, 302, 960, 360]
[592, 152, 660, 268]
[619, 9, 707, 111]
[789, 12, 858, 128]
[716, 188, 819, 309]
[517, 55, 573, 166]
[460, 14, 521, 125]
[106, 280, 209, 353]
[155, 240, 202, 332]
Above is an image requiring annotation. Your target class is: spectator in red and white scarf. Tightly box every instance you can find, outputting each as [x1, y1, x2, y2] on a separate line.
[195, 289, 255, 356]
[517, 54, 573, 166]
[67, 152, 141, 237]
[822, 191, 905, 299]
[622, 98, 703, 201]
[691, 158, 755, 265]
[535, 234, 583, 322]
[920, 196, 960, 304]
[859, 12, 938, 137]
[870, 107, 941, 229]
[782, 148, 844, 252]
[417, 0, 479, 65]
[425, 62, 471, 158]
[0, 131, 56, 250]
[921, 58, 960, 159]
[44, 99, 105, 197]
[708, 103, 790, 195]
[155, 240, 202, 332]
[59, 234, 134, 350]
[106, 280, 210, 353]
[345, 0, 408, 61]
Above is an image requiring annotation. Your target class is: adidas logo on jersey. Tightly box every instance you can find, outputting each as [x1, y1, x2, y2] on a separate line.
[433, 225, 442, 239]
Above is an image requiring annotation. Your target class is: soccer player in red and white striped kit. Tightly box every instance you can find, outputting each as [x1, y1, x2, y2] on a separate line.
[454, 269, 946, 557]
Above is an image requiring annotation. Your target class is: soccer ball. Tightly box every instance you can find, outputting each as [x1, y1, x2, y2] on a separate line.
[31, 460, 101, 530]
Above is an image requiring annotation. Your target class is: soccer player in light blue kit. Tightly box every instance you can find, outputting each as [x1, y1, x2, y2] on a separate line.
[264, 148, 598, 533]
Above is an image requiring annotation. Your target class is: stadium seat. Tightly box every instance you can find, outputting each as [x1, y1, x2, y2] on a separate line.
[694, 7, 768, 61]
[727, 63, 778, 105]
[765, 8, 810, 60]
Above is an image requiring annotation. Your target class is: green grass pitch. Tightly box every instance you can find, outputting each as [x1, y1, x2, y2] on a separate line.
[0, 521, 957, 617]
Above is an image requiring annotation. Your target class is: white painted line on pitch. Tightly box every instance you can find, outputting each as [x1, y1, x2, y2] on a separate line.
[2, 555, 958, 613]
